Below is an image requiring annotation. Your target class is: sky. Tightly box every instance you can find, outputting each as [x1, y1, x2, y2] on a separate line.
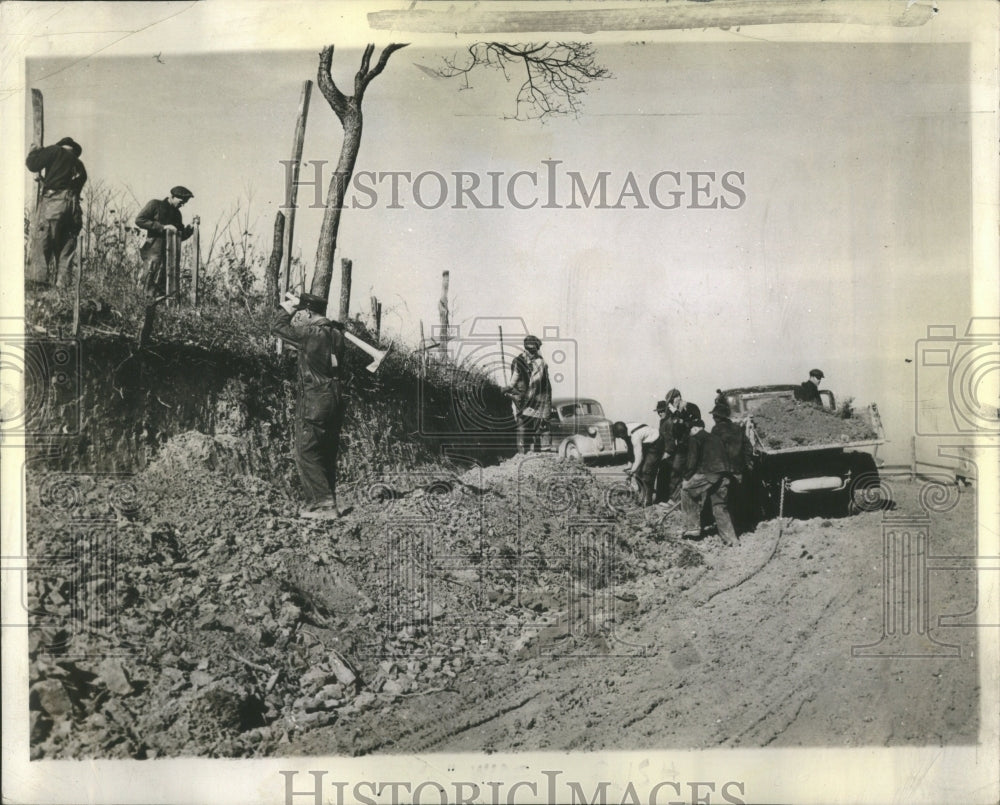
[22, 39, 977, 465]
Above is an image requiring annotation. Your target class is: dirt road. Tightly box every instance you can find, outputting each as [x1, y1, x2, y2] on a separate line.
[27, 444, 978, 758]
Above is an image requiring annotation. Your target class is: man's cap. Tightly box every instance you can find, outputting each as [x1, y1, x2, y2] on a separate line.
[55, 137, 82, 156]
[524, 335, 542, 349]
[297, 293, 328, 316]
[665, 388, 681, 403]
[612, 421, 628, 440]
[691, 418, 705, 429]
[170, 186, 194, 200]
[655, 400, 668, 413]
[809, 368, 825, 380]
[710, 402, 731, 418]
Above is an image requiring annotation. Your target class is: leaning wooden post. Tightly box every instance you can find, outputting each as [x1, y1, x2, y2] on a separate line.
[31, 89, 44, 210]
[282, 80, 313, 294]
[438, 270, 450, 357]
[370, 295, 382, 343]
[265, 211, 285, 308]
[191, 216, 201, 305]
[338, 258, 352, 322]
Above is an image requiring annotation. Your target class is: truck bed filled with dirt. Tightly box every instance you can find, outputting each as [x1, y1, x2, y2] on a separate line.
[749, 397, 880, 450]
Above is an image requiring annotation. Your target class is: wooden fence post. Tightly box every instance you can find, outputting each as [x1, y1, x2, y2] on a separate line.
[282, 80, 313, 295]
[370, 295, 382, 343]
[165, 231, 176, 302]
[191, 216, 201, 306]
[439, 270, 450, 356]
[339, 258, 352, 322]
[265, 211, 285, 308]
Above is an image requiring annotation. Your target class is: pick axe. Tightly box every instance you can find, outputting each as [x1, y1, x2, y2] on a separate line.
[343, 330, 390, 373]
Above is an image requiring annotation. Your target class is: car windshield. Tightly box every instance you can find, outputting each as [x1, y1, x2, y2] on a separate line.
[559, 402, 605, 418]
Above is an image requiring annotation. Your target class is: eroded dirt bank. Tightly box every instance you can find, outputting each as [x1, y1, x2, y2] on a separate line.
[26, 437, 978, 758]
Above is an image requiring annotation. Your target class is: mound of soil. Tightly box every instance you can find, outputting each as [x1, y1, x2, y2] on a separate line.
[751, 397, 878, 449]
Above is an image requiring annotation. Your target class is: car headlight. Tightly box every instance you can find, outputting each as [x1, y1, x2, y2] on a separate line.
[587, 426, 598, 437]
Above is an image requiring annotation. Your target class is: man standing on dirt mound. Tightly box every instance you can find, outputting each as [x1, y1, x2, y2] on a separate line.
[135, 186, 195, 300]
[272, 292, 347, 520]
[25, 136, 87, 288]
[505, 335, 552, 454]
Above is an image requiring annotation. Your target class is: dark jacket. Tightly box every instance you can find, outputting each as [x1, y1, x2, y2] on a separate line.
[135, 198, 193, 241]
[271, 310, 346, 397]
[794, 381, 821, 404]
[712, 418, 746, 475]
[685, 428, 730, 479]
[25, 145, 87, 194]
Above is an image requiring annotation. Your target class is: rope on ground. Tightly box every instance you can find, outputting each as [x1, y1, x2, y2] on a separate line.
[703, 478, 788, 604]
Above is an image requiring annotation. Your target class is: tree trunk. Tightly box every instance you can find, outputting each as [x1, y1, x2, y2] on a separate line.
[311, 106, 362, 300]
[265, 211, 286, 308]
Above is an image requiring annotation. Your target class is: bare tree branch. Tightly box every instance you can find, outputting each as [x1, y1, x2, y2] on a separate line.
[435, 42, 610, 120]
[317, 45, 350, 119]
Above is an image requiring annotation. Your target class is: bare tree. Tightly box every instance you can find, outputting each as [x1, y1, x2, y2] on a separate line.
[311, 43, 408, 302]
[437, 42, 610, 120]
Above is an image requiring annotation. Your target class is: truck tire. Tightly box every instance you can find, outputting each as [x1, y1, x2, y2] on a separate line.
[848, 454, 887, 514]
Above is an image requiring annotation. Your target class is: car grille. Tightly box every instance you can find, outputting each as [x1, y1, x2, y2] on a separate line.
[594, 422, 612, 450]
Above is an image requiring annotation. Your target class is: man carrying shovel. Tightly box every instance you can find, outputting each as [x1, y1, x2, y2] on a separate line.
[272, 292, 347, 520]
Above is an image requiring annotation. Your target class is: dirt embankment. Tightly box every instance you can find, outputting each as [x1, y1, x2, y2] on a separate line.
[26, 436, 977, 758]
[750, 397, 878, 449]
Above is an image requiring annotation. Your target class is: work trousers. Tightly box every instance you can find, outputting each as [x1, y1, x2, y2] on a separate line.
[140, 238, 169, 299]
[682, 472, 736, 544]
[515, 414, 545, 454]
[654, 454, 675, 504]
[294, 384, 345, 506]
[28, 190, 79, 287]
[635, 442, 665, 507]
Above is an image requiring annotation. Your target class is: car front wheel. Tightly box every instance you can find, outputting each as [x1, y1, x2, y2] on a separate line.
[562, 441, 583, 461]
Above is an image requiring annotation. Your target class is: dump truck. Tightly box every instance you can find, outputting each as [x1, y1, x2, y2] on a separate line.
[716, 385, 886, 519]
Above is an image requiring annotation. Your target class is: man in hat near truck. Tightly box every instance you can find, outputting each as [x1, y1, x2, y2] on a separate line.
[271, 292, 347, 520]
[135, 186, 195, 300]
[794, 368, 825, 405]
[505, 334, 552, 454]
[25, 136, 88, 288]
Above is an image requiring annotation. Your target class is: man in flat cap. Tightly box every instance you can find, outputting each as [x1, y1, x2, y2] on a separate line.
[505, 334, 552, 454]
[710, 400, 746, 533]
[135, 186, 196, 300]
[794, 368, 825, 405]
[271, 292, 347, 519]
[25, 136, 88, 288]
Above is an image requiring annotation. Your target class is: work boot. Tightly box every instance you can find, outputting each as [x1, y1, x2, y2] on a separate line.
[300, 498, 342, 520]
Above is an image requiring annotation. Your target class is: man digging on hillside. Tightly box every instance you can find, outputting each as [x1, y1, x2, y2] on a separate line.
[25, 136, 87, 289]
[272, 292, 347, 520]
[505, 335, 552, 454]
[135, 186, 195, 300]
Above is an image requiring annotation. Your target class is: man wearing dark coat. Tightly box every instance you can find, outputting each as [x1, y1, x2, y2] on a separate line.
[135, 186, 195, 299]
[25, 136, 87, 287]
[710, 401, 747, 533]
[794, 369, 825, 405]
[271, 292, 347, 519]
[680, 417, 736, 546]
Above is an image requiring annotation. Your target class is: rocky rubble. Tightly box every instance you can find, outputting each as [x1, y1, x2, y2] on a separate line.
[26, 435, 699, 758]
